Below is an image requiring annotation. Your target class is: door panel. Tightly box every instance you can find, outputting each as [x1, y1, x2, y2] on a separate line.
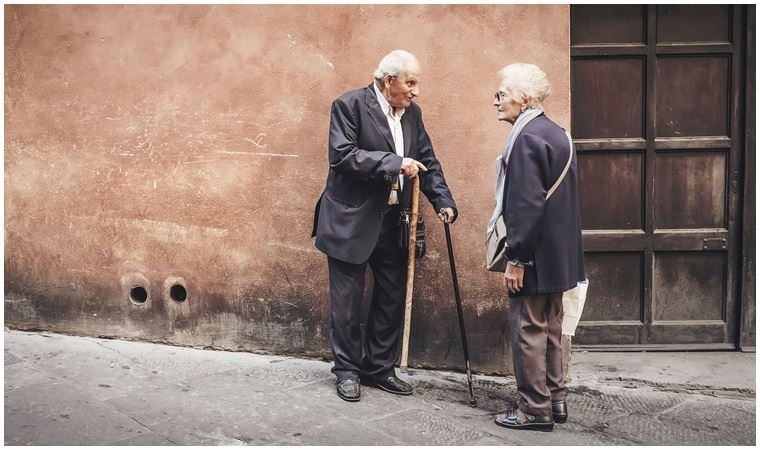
[578, 152, 644, 230]
[571, 5, 745, 349]
[655, 56, 730, 137]
[583, 252, 644, 323]
[656, 5, 731, 43]
[571, 5, 646, 44]
[572, 58, 645, 139]
[653, 252, 726, 321]
[654, 151, 727, 229]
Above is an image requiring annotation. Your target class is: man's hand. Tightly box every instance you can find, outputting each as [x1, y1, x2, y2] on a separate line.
[438, 207, 455, 223]
[400, 157, 427, 178]
[504, 264, 524, 294]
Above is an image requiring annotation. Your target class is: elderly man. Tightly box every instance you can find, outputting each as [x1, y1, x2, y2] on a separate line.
[312, 49, 457, 402]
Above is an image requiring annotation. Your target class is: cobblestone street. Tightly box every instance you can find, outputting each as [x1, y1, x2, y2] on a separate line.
[4, 330, 756, 445]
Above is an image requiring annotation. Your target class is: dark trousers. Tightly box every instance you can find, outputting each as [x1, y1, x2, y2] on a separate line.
[508, 292, 566, 416]
[327, 206, 406, 381]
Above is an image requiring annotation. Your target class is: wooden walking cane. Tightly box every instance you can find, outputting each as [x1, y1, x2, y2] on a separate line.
[400, 175, 420, 372]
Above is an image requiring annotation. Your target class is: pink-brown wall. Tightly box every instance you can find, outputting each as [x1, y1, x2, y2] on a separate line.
[5, 5, 569, 374]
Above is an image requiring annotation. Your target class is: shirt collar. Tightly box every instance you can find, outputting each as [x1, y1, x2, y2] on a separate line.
[372, 80, 404, 119]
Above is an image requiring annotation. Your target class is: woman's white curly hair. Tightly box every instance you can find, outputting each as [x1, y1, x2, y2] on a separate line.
[497, 63, 551, 109]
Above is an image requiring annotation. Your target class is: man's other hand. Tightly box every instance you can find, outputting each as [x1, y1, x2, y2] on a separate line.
[400, 157, 427, 178]
[438, 207, 456, 223]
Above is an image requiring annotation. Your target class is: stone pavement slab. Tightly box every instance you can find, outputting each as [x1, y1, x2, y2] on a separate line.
[5, 378, 146, 445]
[571, 350, 756, 392]
[108, 432, 176, 446]
[4, 330, 756, 446]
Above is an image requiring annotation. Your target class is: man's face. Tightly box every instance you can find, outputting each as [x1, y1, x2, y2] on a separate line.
[384, 68, 420, 109]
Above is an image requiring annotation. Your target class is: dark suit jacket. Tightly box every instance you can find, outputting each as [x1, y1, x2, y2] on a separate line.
[312, 83, 457, 264]
[502, 114, 586, 296]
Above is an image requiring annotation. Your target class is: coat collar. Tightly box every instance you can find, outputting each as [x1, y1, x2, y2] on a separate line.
[401, 110, 412, 157]
[365, 83, 396, 153]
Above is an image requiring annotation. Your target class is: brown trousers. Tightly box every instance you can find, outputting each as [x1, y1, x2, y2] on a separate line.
[508, 292, 566, 416]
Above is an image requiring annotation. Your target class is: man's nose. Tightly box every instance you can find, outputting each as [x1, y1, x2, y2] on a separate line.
[411, 87, 419, 97]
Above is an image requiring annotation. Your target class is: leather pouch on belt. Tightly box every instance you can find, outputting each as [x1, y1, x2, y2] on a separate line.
[398, 209, 426, 259]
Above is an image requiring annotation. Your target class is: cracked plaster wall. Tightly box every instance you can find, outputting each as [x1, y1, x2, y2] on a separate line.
[5, 4, 570, 375]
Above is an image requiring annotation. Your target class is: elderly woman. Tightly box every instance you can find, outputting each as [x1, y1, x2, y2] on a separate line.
[489, 63, 586, 432]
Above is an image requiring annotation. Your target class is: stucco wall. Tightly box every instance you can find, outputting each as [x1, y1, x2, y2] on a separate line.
[5, 4, 570, 374]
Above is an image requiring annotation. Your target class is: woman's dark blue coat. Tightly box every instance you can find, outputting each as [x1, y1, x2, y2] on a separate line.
[502, 114, 586, 297]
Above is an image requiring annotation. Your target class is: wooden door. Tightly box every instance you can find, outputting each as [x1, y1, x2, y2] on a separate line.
[571, 5, 747, 349]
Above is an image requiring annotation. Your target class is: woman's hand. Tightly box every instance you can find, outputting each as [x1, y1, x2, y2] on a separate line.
[504, 264, 524, 294]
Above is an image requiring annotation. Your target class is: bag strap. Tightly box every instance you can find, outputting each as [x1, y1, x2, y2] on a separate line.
[546, 131, 574, 200]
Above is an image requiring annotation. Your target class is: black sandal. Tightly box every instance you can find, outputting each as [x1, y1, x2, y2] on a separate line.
[494, 408, 554, 432]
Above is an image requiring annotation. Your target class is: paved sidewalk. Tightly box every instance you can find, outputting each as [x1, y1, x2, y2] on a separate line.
[571, 349, 756, 394]
[4, 330, 756, 445]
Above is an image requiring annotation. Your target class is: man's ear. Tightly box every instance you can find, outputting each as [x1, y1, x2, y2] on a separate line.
[383, 75, 394, 88]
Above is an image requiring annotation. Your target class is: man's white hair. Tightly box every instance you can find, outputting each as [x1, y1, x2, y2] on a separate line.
[497, 63, 551, 109]
[373, 50, 420, 81]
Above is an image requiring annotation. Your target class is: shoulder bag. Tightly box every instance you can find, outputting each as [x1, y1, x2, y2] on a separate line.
[485, 131, 574, 272]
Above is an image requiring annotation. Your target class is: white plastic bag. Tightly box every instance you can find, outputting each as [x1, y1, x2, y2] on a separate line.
[562, 279, 589, 336]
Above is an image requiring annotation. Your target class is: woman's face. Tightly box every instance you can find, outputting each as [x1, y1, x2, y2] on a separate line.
[494, 88, 525, 125]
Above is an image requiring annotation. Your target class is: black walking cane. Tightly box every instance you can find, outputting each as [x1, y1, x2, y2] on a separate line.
[442, 215, 477, 407]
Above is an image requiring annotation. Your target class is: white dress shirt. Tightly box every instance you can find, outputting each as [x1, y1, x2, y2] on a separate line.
[373, 81, 406, 195]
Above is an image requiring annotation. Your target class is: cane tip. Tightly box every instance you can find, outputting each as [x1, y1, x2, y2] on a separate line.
[469, 398, 478, 407]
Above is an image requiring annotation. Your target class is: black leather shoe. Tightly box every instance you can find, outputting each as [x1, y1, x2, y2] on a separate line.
[364, 375, 413, 395]
[494, 408, 554, 432]
[552, 400, 568, 423]
[336, 379, 360, 402]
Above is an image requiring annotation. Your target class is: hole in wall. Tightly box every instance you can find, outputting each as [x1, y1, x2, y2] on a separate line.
[129, 286, 148, 304]
[170, 284, 187, 303]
